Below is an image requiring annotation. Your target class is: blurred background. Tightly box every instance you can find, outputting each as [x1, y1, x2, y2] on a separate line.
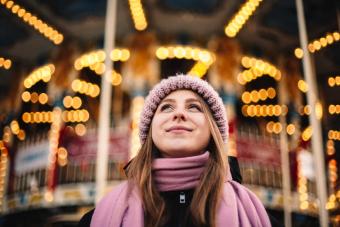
[0, 0, 339, 226]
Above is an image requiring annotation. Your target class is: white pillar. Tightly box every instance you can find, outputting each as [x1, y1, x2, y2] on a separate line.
[295, 0, 329, 226]
[278, 74, 292, 227]
[95, 0, 117, 204]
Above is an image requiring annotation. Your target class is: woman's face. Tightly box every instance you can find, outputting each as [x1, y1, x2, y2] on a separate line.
[151, 90, 211, 158]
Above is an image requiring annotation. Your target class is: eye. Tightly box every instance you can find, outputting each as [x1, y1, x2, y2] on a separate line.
[188, 103, 202, 112]
[160, 104, 173, 112]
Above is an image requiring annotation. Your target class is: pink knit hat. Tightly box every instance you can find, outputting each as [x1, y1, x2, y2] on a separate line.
[139, 74, 228, 144]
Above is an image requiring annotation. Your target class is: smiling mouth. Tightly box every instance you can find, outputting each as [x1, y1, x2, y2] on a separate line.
[166, 126, 193, 132]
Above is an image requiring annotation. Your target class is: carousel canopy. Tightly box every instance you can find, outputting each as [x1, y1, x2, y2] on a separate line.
[0, 0, 338, 105]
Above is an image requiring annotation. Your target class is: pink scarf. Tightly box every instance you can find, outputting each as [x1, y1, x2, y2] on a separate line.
[91, 152, 271, 227]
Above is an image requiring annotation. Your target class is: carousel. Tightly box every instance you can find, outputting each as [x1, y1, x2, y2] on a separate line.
[0, 0, 339, 226]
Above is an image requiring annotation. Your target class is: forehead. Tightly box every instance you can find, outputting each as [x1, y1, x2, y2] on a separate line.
[161, 89, 199, 101]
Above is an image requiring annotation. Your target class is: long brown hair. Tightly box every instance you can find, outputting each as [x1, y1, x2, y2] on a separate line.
[126, 93, 229, 227]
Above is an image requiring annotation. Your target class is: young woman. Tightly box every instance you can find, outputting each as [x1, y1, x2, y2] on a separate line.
[81, 74, 271, 227]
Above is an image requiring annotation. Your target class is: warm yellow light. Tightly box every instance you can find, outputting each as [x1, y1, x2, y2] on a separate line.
[267, 87, 276, 99]
[328, 77, 335, 87]
[21, 91, 31, 102]
[112, 71, 122, 86]
[326, 34, 334, 44]
[258, 89, 267, 100]
[241, 105, 248, 116]
[30, 92, 38, 103]
[63, 96, 72, 108]
[156, 47, 168, 60]
[294, 48, 303, 59]
[57, 147, 68, 159]
[266, 121, 274, 133]
[2, 59, 11, 69]
[250, 90, 258, 103]
[273, 122, 282, 134]
[94, 63, 105, 75]
[44, 191, 54, 202]
[336, 76, 340, 85]
[242, 92, 251, 104]
[333, 32, 340, 41]
[320, 37, 327, 47]
[313, 40, 321, 50]
[10, 120, 20, 135]
[298, 80, 308, 93]
[22, 112, 30, 123]
[315, 102, 323, 120]
[302, 126, 312, 141]
[39, 93, 48, 104]
[6, 0, 13, 9]
[75, 123, 86, 136]
[17, 8, 25, 17]
[304, 105, 311, 115]
[241, 56, 251, 68]
[17, 129, 25, 140]
[72, 96, 82, 109]
[300, 201, 309, 210]
[287, 124, 296, 135]
[121, 49, 130, 61]
[128, 0, 148, 31]
[246, 105, 255, 117]
[308, 44, 315, 53]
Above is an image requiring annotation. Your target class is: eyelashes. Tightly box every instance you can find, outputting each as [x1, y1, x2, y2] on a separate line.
[188, 104, 202, 112]
[160, 104, 173, 111]
[159, 103, 202, 112]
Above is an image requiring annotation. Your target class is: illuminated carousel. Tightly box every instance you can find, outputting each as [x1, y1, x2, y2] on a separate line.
[0, 0, 339, 226]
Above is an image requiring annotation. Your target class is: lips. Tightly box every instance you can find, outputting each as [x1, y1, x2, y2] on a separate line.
[166, 126, 193, 132]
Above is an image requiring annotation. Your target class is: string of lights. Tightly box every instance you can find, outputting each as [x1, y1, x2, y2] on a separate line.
[63, 96, 82, 109]
[241, 104, 287, 117]
[23, 64, 55, 89]
[224, 0, 263, 37]
[45, 107, 62, 203]
[238, 56, 281, 85]
[328, 130, 340, 141]
[71, 79, 100, 97]
[0, 57, 11, 70]
[0, 142, 8, 212]
[0, 0, 63, 45]
[328, 76, 340, 87]
[294, 31, 340, 59]
[156, 45, 215, 77]
[265, 121, 297, 135]
[241, 87, 276, 104]
[128, 0, 147, 31]
[21, 91, 49, 104]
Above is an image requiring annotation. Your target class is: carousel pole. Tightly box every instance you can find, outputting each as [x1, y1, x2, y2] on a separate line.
[278, 70, 292, 227]
[95, 0, 117, 204]
[295, 0, 329, 226]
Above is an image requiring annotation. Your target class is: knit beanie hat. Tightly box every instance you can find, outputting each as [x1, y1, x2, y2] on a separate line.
[139, 74, 228, 144]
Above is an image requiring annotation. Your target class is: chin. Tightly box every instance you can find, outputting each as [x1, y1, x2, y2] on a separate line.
[161, 147, 202, 158]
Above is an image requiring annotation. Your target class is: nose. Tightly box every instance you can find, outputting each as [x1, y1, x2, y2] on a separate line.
[172, 109, 187, 121]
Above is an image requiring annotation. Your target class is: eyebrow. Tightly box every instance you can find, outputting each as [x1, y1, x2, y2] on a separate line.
[160, 98, 201, 104]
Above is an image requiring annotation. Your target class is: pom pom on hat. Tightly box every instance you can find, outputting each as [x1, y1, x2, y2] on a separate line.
[139, 74, 228, 144]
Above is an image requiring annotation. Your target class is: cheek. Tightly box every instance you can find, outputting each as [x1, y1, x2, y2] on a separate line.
[195, 117, 209, 130]
[151, 115, 166, 138]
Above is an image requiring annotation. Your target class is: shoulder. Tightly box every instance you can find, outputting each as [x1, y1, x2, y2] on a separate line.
[97, 181, 130, 208]
[223, 180, 263, 205]
[222, 180, 272, 227]
[77, 208, 94, 227]
[91, 181, 130, 226]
